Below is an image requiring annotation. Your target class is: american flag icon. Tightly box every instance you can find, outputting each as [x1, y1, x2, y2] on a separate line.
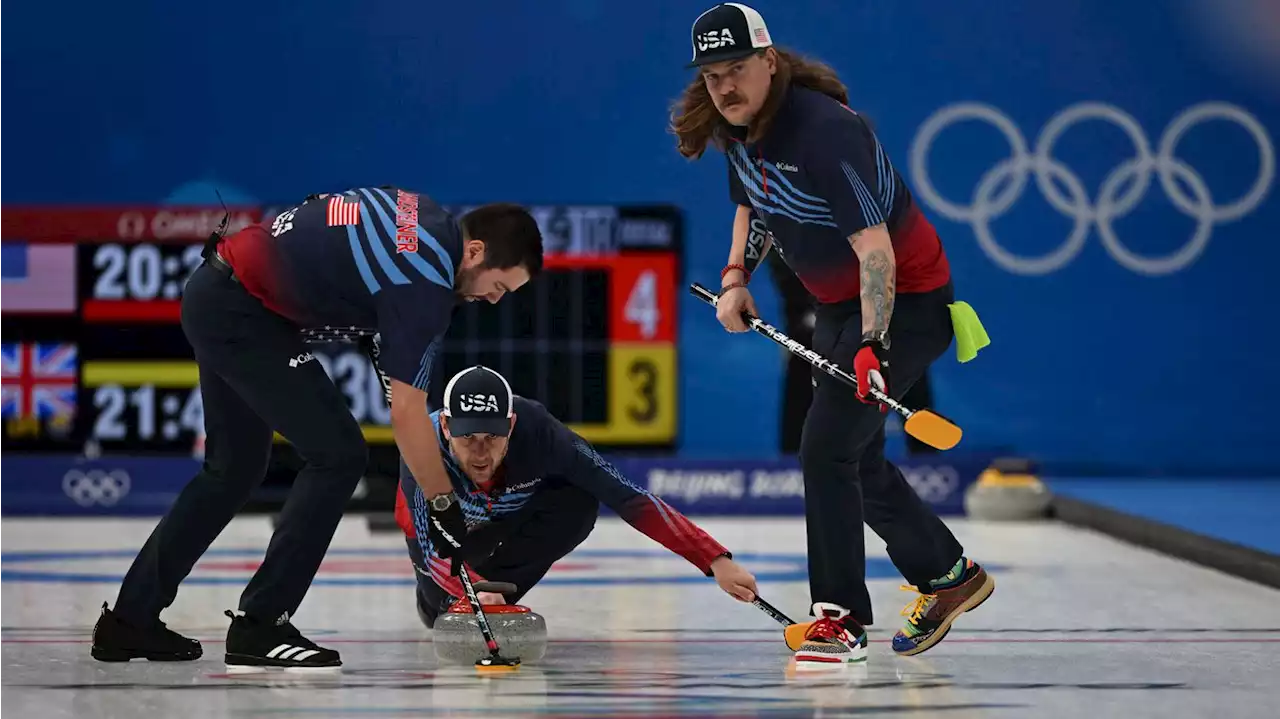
[327, 195, 362, 226]
[1, 342, 78, 419]
[754, 27, 769, 44]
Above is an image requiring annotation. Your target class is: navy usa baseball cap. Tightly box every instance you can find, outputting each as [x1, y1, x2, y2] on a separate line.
[688, 3, 774, 68]
[442, 366, 514, 437]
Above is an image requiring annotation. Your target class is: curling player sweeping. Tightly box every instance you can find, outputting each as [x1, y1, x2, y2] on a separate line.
[91, 188, 543, 669]
[671, 3, 995, 666]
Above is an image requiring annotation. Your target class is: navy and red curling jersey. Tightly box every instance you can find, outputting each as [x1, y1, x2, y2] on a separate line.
[218, 186, 460, 390]
[394, 397, 729, 598]
[726, 86, 950, 303]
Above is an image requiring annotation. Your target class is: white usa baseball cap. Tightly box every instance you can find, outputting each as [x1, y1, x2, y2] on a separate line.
[442, 366, 514, 437]
[689, 3, 774, 68]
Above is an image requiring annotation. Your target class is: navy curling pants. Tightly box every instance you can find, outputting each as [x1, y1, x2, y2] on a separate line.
[113, 260, 367, 626]
[800, 281, 965, 626]
[408, 480, 599, 628]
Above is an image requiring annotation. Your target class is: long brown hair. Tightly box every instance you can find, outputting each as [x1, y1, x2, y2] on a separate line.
[670, 47, 849, 159]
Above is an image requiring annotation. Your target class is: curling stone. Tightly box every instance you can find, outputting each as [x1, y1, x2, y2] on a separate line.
[433, 583, 547, 665]
[964, 457, 1052, 521]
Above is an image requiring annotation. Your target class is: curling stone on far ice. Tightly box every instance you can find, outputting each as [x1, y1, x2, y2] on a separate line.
[433, 582, 547, 665]
[964, 457, 1052, 520]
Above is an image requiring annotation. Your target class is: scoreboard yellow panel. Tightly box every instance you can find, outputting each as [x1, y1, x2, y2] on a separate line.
[602, 343, 677, 444]
[81, 349, 677, 445]
[83, 362, 198, 387]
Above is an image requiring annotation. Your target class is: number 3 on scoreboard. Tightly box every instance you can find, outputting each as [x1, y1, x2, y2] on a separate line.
[607, 344, 676, 443]
[627, 358, 658, 423]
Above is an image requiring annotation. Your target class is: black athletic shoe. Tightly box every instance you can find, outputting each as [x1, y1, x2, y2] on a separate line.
[90, 602, 202, 662]
[224, 610, 341, 669]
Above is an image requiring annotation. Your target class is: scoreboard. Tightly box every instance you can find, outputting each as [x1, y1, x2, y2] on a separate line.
[1, 204, 682, 461]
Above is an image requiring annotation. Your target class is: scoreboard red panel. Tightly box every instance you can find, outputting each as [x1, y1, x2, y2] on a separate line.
[609, 253, 677, 344]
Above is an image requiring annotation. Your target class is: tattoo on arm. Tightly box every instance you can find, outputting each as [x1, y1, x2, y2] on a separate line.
[859, 242, 896, 341]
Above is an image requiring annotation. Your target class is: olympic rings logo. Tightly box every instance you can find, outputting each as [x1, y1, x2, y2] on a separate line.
[909, 102, 1275, 275]
[901, 465, 959, 503]
[62, 469, 131, 507]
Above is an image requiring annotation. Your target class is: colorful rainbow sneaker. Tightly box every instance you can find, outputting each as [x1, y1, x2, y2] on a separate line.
[892, 557, 995, 656]
[793, 603, 868, 669]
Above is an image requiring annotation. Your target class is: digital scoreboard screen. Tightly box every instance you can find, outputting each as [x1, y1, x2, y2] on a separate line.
[1, 204, 681, 458]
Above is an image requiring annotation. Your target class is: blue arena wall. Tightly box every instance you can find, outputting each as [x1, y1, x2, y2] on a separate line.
[0, 453, 992, 518]
[3, 0, 1278, 475]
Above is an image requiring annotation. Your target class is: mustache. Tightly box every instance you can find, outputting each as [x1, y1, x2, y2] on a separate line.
[721, 93, 744, 106]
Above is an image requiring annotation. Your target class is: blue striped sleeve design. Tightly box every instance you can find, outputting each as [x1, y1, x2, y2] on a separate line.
[413, 335, 441, 390]
[569, 435, 680, 525]
[409, 483, 435, 559]
[353, 192, 411, 286]
[345, 225, 382, 294]
[568, 435, 687, 530]
[840, 160, 886, 228]
[366, 188, 455, 289]
[568, 435, 728, 572]
[873, 136, 896, 212]
[729, 146, 839, 228]
[414, 226, 455, 287]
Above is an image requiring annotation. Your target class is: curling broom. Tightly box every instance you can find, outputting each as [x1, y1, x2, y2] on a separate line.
[689, 283, 963, 451]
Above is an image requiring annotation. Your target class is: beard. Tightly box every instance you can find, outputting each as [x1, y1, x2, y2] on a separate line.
[453, 265, 478, 300]
[466, 463, 496, 484]
[461, 447, 509, 487]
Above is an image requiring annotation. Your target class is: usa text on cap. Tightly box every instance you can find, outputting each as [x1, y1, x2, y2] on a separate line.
[689, 3, 773, 68]
[442, 366, 514, 437]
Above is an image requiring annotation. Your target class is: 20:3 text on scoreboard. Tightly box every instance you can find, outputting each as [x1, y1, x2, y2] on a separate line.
[78, 243, 205, 322]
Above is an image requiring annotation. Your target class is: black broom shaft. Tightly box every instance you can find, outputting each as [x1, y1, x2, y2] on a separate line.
[688, 283, 906, 416]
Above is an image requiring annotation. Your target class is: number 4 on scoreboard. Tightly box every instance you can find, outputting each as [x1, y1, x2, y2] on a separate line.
[624, 270, 659, 340]
[612, 254, 674, 344]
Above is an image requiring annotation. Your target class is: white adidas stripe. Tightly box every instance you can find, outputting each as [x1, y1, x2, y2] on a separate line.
[265, 643, 321, 661]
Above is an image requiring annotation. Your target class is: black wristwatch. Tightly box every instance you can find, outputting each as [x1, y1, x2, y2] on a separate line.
[861, 329, 890, 351]
[429, 492, 457, 512]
